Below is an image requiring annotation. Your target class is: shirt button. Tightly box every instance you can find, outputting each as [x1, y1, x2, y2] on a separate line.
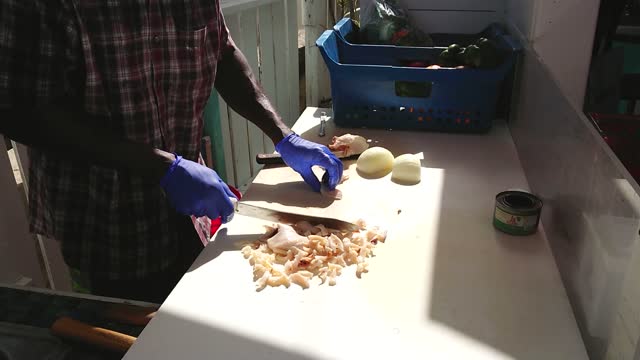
[153, 35, 160, 44]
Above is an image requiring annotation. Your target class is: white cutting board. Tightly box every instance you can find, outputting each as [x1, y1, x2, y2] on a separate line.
[124, 108, 587, 360]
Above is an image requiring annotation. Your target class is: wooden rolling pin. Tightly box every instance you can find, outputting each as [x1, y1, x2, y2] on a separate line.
[51, 316, 136, 353]
[103, 304, 157, 326]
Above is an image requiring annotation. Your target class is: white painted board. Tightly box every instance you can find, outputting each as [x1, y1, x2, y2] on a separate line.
[0, 138, 45, 287]
[258, 2, 279, 154]
[238, 8, 265, 177]
[225, 14, 253, 188]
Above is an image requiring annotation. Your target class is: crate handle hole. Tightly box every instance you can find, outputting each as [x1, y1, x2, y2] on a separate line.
[395, 81, 433, 98]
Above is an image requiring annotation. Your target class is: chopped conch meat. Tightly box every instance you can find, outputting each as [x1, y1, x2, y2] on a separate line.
[328, 134, 369, 158]
[241, 220, 387, 291]
[266, 223, 309, 254]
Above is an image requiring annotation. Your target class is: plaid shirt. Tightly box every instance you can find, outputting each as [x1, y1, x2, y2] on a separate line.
[0, 0, 229, 279]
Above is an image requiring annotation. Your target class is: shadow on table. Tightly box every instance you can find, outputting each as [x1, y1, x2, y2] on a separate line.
[130, 309, 316, 360]
[243, 181, 337, 208]
[188, 229, 262, 272]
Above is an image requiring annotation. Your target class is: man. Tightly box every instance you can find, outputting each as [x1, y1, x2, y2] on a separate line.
[0, 0, 343, 303]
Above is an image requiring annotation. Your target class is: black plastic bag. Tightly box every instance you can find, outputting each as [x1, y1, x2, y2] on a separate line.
[359, 0, 433, 47]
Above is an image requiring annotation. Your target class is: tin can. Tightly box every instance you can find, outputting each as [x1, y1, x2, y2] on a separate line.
[493, 191, 543, 236]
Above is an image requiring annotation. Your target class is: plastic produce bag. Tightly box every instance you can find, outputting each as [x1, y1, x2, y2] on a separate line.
[359, 0, 433, 47]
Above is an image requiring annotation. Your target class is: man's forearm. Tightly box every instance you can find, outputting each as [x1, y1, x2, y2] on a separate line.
[0, 104, 174, 181]
[214, 39, 292, 145]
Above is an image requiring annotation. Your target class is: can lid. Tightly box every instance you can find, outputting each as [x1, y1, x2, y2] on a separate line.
[495, 190, 543, 212]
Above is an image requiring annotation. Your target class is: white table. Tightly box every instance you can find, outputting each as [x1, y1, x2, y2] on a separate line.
[124, 108, 587, 360]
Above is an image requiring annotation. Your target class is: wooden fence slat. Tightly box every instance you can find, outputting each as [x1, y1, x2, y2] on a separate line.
[226, 14, 253, 188]
[239, 8, 265, 177]
[285, 0, 300, 125]
[272, 0, 289, 128]
[214, 94, 236, 186]
[258, 3, 278, 154]
[216, 0, 302, 186]
[304, 0, 331, 108]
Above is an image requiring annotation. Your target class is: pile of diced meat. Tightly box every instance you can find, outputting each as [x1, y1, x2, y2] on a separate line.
[241, 220, 387, 291]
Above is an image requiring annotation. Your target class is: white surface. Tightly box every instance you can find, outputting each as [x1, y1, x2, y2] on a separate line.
[285, 0, 300, 123]
[221, 0, 282, 15]
[506, 0, 537, 39]
[9, 141, 72, 291]
[381, 0, 505, 34]
[507, 36, 640, 359]
[0, 138, 45, 287]
[529, 0, 599, 109]
[124, 108, 587, 360]
[304, 0, 331, 107]
[226, 15, 254, 188]
[238, 7, 265, 178]
[402, 0, 505, 11]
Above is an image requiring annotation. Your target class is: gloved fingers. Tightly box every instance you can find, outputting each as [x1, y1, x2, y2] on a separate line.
[203, 206, 223, 222]
[216, 194, 236, 224]
[220, 181, 238, 200]
[299, 168, 322, 193]
[195, 203, 213, 219]
[316, 149, 343, 190]
[221, 211, 235, 224]
[175, 202, 194, 218]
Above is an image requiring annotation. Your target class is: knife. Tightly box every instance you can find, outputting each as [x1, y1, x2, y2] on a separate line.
[256, 152, 361, 165]
[234, 201, 361, 232]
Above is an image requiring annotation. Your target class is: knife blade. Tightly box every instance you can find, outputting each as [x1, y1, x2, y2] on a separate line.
[234, 202, 361, 232]
[255, 152, 360, 165]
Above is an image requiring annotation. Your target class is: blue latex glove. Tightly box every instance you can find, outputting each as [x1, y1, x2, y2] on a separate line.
[276, 133, 344, 192]
[160, 155, 237, 223]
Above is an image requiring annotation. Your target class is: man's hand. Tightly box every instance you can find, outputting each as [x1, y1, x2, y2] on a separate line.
[276, 133, 343, 192]
[160, 155, 238, 223]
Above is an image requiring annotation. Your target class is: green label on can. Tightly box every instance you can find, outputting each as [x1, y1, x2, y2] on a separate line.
[494, 207, 538, 235]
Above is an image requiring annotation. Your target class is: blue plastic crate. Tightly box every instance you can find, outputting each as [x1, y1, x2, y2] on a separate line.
[316, 19, 522, 132]
[333, 18, 509, 48]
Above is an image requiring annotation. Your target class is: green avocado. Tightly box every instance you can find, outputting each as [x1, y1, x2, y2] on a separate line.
[437, 49, 458, 67]
[447, 44, 463, 55]
[463, 45, 482, 67]
[476, 37, 490, 46]
[478, 46, 501, 67]
[477, 38, 503, 67]
[454, 47, 467, 64]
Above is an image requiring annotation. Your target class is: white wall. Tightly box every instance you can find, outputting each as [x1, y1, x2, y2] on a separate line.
[506, 0, 600, 109]
[506, 0, 537, 39]
[378, 0, 507, 34]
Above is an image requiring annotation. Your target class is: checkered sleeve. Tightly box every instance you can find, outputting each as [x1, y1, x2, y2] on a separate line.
[0, 0, 80, 110]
